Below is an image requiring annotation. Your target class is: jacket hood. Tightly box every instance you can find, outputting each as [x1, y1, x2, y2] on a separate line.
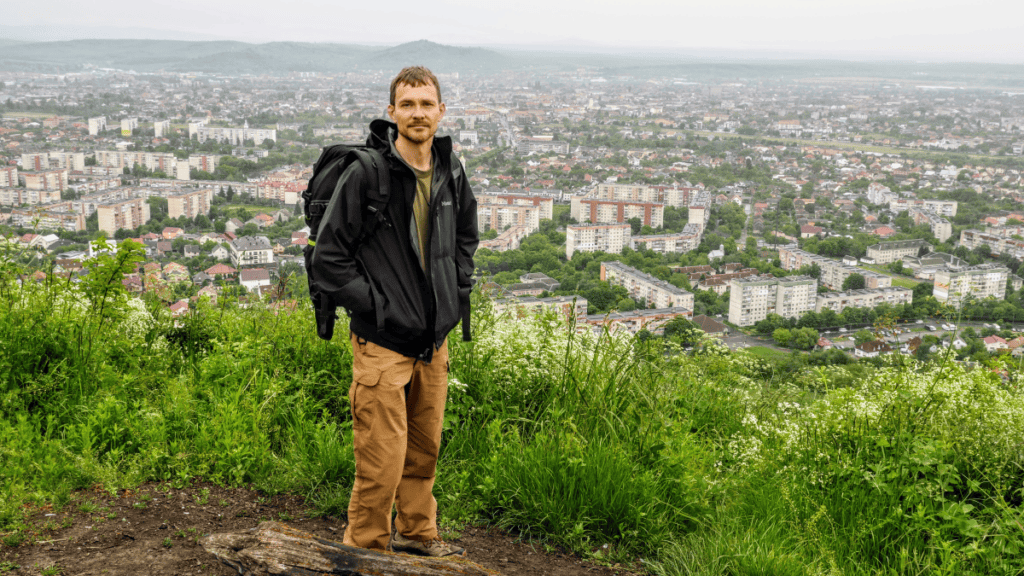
[368, 118, 453, 161]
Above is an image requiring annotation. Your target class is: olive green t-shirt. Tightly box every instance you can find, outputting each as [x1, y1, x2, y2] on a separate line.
[411, 163, 433, 271]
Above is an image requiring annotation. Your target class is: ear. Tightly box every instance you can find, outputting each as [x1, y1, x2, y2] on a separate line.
[438, 102, 446, 119]
[387, 104, 396, 121]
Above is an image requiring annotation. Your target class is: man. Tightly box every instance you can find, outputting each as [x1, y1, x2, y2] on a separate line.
[310, 66, 478, 556]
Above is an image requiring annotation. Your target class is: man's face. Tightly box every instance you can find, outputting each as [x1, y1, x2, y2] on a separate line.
[388, 81, 445, 146]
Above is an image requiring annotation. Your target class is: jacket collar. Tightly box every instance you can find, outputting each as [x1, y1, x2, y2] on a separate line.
[368, 119, 453, 168]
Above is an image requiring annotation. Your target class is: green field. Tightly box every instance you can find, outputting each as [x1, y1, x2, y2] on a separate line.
[740, 345, 791, 361]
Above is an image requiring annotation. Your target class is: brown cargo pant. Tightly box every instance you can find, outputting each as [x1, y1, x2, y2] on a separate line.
[342, 332, 449, 550]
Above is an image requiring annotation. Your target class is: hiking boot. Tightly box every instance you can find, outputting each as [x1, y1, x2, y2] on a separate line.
[390, 529, 465, 557]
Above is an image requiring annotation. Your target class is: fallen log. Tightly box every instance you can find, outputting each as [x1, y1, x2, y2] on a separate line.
[200, 521, 498, 576]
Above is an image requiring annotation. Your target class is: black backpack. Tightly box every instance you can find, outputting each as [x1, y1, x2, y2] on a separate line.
[302, 144, 390, 341]
[301, 143, 464, 341]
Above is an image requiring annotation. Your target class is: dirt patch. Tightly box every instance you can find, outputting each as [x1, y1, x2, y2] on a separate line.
[0, 481, 642, 576]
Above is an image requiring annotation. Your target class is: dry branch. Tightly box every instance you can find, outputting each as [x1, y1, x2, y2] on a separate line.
[200, 521, 498, 576]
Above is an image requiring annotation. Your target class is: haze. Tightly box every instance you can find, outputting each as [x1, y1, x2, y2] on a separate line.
[4, 0, 1024, 63]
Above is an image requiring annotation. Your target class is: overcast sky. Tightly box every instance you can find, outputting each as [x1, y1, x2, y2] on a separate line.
[6, 0, 1024, 63]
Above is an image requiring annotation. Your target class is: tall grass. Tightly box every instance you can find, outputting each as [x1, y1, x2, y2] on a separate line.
[3, 240, 1024, 574]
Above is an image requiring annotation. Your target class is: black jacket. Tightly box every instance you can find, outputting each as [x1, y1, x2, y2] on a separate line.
[310, 119, 478, 360]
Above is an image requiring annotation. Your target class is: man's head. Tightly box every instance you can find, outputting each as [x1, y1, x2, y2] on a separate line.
[388, 66, 446, 147]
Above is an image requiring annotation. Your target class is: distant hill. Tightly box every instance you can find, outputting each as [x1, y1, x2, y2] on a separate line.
[0, 39, 504, 75]
[1, 38, 1023, 85]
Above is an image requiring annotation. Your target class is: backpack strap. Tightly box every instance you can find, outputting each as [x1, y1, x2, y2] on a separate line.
[449, 150, 472, 342]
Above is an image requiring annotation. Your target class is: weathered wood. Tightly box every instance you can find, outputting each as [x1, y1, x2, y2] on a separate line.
[200, 521, 498, 576]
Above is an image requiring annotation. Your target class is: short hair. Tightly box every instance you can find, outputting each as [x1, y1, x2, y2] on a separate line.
[389, 66, 442, 106]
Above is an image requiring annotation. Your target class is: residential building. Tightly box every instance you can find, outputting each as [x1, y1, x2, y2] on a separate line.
[475, 192, 554, 220]
[933, 264, 1009, 308]
[959, 229, 1024, 260]
[239, 268, 272, 292]
[230, 236, 274, 267]
[196, 121, 276, 146]
[477, 201, 541, 235]
[492, 295, 588, 324]
[889, 198, 958, 217]
[154, 120, 171, 138]
[631, 223, 702, 254]
[815, 287, 914, 315]
[584, 307, 694, 335]
[23, 170, 68, 191]
[866, 239, 929, 264]
[688, 191, 712, 232]
[909, 208, 952, 242]
[96, 198, 151, 235]
[0, 166, 17, 188]
[600, 261, 694, 310]
[728, 275, 817, 327]
[166, 188, 214, 219]
[516, 137, 569, 155]
[88, 116, 106, 135]
[901, 252, 968, 280]
[566, 224, 631, 259]
[778, 247, 891, 290]
[0, 188, 61, 206]
[570, 196, 664, 228]
[8, 207, 85, 232]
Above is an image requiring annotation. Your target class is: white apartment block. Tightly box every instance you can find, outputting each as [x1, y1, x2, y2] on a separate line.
[119, 117, 139, 135]
[95, 151, 178, 174]
[88, 116, 106, 136]
[492, 295, 589, 324]
[570, 196, 664, 228]
[189, 155, 219, 173]
[960, 229, 1024, 260]
[97, 198, 151, 235]
[23, 170, 68, 191]
[631, 223, 702, 254]
[600, 261, 694, 310]
[778, 247, 891, 290]
[585, 306, 694, 336]
[866, 182, 895, 205]
[866, 239, 929, 265]
[67, 188, 140, 216]
[815, 287, 914, 315]
[196, 122, 276, 146]
[566, 224, 631, 259]
[9, 207, 85, 232]
[0, 166, 17, 188]
[889, 198, 958, 217]
[688, 191, 712, 231]
[0, 188, 61, 206]
[166, 188, 214, 220]
[477, 202, 541, 235]
[516, 137, 569, 155]
[230, 236, 275, 267]
[475, 192, 553, 220]
[154, 120, 171, 138]
[21, 152, 48, 172]
[728, 275, 817, 327]
[480, 224, 530, 252]
[594, 183, 700, 208]
[909, 208, 952, 242]
[934, 265, 1009, 309]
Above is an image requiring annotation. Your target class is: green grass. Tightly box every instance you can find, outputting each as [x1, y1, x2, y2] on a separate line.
[3, 240, 1024, 574]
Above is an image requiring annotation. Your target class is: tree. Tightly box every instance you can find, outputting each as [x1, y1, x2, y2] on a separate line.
[627, 217, 642, 235]
[842, 273, 866, 291]
[854, 329, 876, 346]
[663, 317, 703, 345]
[773, 328, 793, 347]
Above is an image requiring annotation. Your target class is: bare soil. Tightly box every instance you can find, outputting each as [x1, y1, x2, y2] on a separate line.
[0, 481, 643, 576]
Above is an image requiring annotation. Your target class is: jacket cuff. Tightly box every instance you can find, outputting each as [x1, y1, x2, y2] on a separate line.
[334, 277, 374, 316]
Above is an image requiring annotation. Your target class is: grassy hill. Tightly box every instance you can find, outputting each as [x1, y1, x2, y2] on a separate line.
[2, 240, 1024, 575]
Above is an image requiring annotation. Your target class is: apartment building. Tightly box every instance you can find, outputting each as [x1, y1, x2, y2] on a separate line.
[47, 151, 85, 171]
[688, 191, 712, 231]
[475, 192, 554, 220]
[866, 182, 895, 205]
[67, 188, 140, 216]
[95, 151, 177, 173]
[477, 201, 541, 235]
[934, 264, 1009, 309]
[154, 120, 171, 138]
[959, 229, 1024, 260]
[480, 225, 530, 252]
[256, 181, 304, 205]
[88, 116, 106, 136]
[21, 152, 48, 172]
[889, 198, 958, 217]
[230, 236, 274, 268]
[600, 261, 694, 310]
[866, 239, 929, 264]
[0, 166, 17, 188]
[97, 198, 151, 235]
[9, 207, 85, 232]
[23, 170, 68, 191]
[570, 196, 664, 228]
[492, 295, 589, 324]
[909, 208, 952, 242]
[815, 287, 914, 315]
[584, 307, 694, 335]
[593, 183, 700, 208]
[565, 223, 631, 259]
[516, 137, 569, 155]
[166, 188, 214, 219]
[196, 122, 276, 146]
[0, 188, 61, 206]
[631, 223, 702, 254]
[189, 154, 220, 174]
[778, 247, 891, 290]
[728, 275, 817, 327]
[120, 117, 139, 136]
